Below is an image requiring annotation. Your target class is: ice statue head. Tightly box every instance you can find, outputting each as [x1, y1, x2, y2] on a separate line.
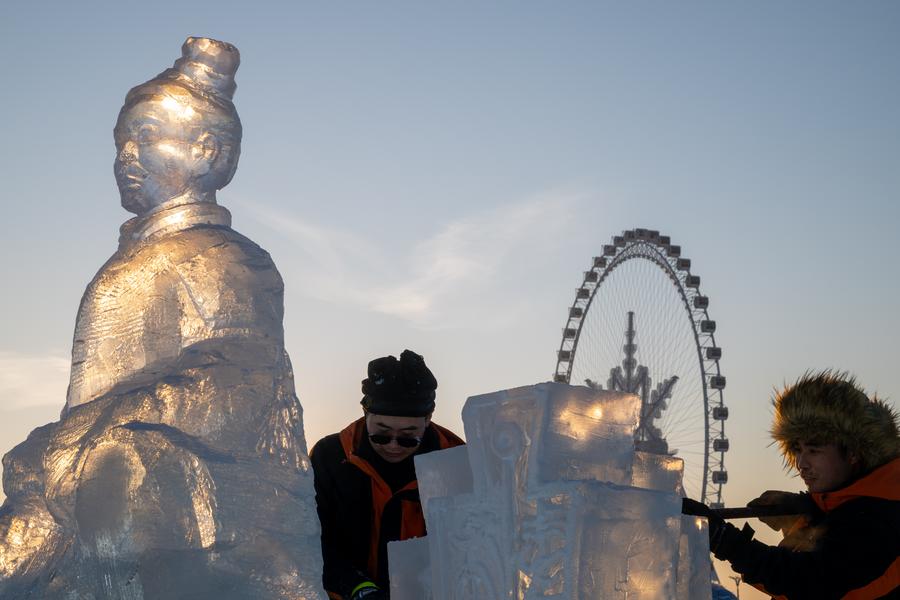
[114, 37, 242, 215]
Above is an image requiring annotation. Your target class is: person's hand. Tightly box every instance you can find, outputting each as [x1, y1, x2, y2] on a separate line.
[681, 497, 714, 518]
[351, 585, 388, 600]
[746, 490, 811, 533]
[682, 498, 755, 559]
[682, 498, 726, 542]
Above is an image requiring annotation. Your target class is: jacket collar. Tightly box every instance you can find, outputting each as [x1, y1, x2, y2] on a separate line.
[812, 457, 900, 513]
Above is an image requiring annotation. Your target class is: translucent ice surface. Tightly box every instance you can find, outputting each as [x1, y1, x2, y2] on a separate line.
[462, 383, 641, 496]
[632, 451, 684, 494]
[677, 516, 712, 600]
[393, 383, 712, 599]
[415, 444, 473, 514]
[388, 536, 433, 600]
[424, 481, 682, 599]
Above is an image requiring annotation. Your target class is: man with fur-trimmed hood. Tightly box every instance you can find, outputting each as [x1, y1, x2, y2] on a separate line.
[686, 371, 899, 599]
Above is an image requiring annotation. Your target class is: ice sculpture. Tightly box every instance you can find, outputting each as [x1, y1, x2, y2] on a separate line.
[0, 38, 326, 599]
[397, 383, 711, 600]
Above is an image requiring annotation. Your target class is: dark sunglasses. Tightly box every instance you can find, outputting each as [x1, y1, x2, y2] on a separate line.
[368, 433, 422, 448]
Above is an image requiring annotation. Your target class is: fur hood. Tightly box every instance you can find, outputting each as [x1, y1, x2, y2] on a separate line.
[771, 371, 900, 473]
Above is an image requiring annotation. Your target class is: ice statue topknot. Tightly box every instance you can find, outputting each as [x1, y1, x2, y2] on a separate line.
[172, 37, 240, 100]
[123, 36, 240, 110]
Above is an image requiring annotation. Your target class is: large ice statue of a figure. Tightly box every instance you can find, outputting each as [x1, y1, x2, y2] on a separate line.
[0, 38, 326, 599]
[68, 37, 264, 410]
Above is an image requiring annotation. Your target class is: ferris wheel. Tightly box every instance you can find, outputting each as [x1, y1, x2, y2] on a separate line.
[554, 228, 728, 507]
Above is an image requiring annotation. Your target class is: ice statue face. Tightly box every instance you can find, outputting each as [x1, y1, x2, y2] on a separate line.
[794, 441, 859, 493]
[365, 412, 432, 464]
[114, 85, 238, 215]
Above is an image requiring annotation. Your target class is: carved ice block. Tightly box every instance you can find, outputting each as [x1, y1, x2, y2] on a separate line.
[390, 446, 472, 600]
[632, 451, 710, 599]
[398, 384, 707, 600]
[425, 481, 682, 600]
[632, 451, 684, 494]
[574, 484, 682, 599]
[677, 516, 712, 600]
[425, 491, 512, 599]
[462, 383, 640, 495]
[415, 444, 473, 514]
[388, 536, 433, 600]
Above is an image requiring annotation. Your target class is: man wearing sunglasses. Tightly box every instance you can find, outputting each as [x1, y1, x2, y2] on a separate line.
[310, 350, 464, 600]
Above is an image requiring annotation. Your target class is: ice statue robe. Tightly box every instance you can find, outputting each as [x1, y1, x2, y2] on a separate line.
[67, 201, 283, 411]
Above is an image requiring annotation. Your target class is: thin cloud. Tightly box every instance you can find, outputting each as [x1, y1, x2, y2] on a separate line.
[241, 202, 384, 305]
[240, 190, 580, 330]
[0, 352, 69, 409]
[369, 192, 577, 328]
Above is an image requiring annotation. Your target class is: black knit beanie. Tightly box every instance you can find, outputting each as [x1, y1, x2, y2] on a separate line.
[360, 350, 437, 417]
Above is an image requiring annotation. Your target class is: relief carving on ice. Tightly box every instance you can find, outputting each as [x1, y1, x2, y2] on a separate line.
[392, 383, 711, 600]
[0, 37, 326, 599]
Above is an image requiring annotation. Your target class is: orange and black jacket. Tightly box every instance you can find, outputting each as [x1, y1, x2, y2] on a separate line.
[714, 458, 900, 599]
[310, 418, 464, 599]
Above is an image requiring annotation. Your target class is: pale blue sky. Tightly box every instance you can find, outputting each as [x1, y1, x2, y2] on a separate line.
[2, 3, 899, 596]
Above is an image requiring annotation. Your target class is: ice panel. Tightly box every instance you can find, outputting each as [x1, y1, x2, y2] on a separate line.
[415, 445, 473, 514]
[632, 451, 684, 493]
[538, 386, 640, 485]
[462, 383, 640, 496]
[425, 479, 682, 599]
[388, 536, 433, 600]
[677, 515, 712, 600]
[461, 385, 542, 497]
[425, 493, 514, 600]
[573, 483, 682, 599]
